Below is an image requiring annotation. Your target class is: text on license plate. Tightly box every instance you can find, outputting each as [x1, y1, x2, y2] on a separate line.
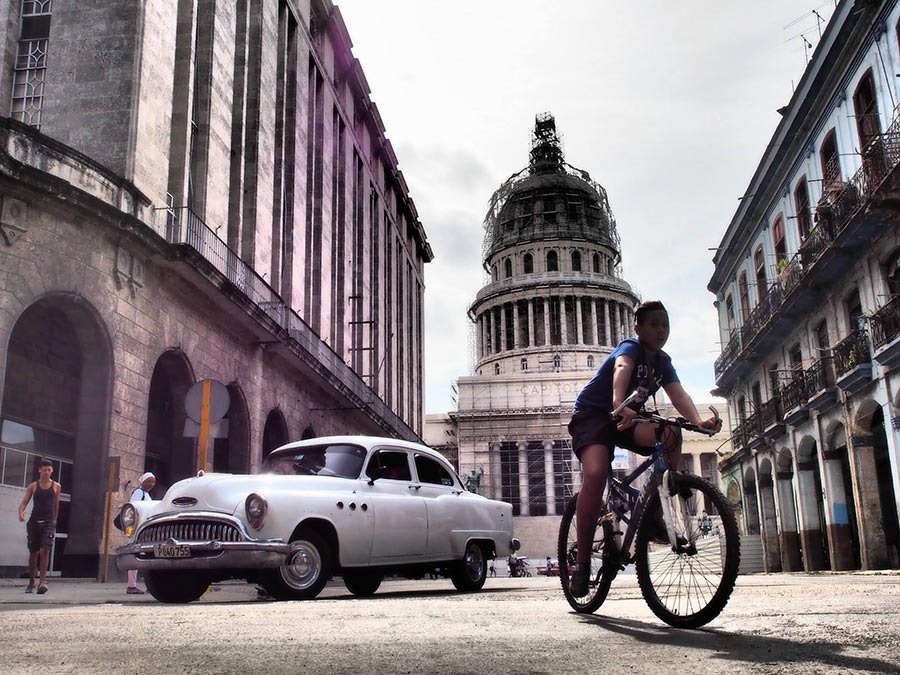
[154, 544, 191, 558]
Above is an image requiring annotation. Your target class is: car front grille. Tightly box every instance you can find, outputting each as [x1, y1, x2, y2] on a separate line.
[136, 520, 244, 544]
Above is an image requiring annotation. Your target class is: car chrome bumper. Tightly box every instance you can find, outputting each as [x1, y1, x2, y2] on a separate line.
[116, 539, 293, 571]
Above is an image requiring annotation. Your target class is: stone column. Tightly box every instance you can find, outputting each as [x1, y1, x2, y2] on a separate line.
[527, 299, 534, 347]
[603, 300, 611, 345]
[491, 443, 503, 502]
[575, 297, 583, 345]
[822, 448, 855, 570]
[518, 442, 530, 516]
[587, 298, 596, 345]
[544, 440, 556, 516]
[543, 298, 551, 348]
[475, 314, 484, 360]
[796, 458, 828, 570]
[559, 296, 568, 345]
[513, 301, 521, 349]
[499, 303, 507, 353]
[758, 470, 783, 573]
[776, 470, 803, 571]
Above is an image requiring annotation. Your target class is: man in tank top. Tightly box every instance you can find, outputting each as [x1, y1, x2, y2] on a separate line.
[18, 458, 61, 595]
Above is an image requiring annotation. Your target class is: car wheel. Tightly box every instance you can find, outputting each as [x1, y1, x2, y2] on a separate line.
[450, 542, 487, 592]
[144, 570, 210, 604]
[263, 528, 332, 600]
[342, 569, 383, 597]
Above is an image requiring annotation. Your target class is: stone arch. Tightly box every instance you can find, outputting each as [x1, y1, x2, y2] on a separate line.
[795, 435, 829, 570]
[145, 349, 196, 493]
[262, 408, 289, 461]
[775, 448, 803, 571]
[1, 293, 114, 577]
[212, 383, 250, 474]
[758, 457, 782, 571]
[823, 421, 860, 569]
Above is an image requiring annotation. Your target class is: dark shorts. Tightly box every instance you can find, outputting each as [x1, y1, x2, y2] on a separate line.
[568, 408, 654, 461]
[27, 519, 56, 553]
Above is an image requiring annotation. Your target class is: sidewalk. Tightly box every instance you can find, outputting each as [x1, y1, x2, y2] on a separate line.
[0, 577, 259, 605]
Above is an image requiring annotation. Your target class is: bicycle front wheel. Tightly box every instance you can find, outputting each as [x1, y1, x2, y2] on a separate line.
[557, 493, 616, 613]
[634, 474, 740, 628]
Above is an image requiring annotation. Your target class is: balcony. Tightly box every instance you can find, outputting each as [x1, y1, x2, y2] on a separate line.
[833, 329, 873, 394]
[871, 296, 900, 369]
[805, 358, 838, 412]
[780, 373, 810, 426]
[760, 396, 785, 439]
[714, 113, 900, 387]
[745, 410, 765, 450]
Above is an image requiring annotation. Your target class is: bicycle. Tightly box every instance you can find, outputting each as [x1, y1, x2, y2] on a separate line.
[557, 392, 741, 628]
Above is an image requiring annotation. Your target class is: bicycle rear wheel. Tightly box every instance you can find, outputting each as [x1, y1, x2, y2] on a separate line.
[558, 493, 617, 613]
[634, 473, 740, 628]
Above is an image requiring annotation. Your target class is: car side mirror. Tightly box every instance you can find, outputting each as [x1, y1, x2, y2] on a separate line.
[366, 466, 385, 485]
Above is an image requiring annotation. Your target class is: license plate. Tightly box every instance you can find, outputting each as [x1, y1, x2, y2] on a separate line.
[154, 544, 191, 558]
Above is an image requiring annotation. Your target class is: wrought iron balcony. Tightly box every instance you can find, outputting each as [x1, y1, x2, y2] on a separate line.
[871, 295, 900, 351]
[780, 373, 807, 412]
[833, 329, 871, 378]
[760, 396, 784, 437]
[715, 112, 900, 387]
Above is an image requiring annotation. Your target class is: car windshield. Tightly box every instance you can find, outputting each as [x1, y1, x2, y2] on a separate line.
[260, 443, 367, 479]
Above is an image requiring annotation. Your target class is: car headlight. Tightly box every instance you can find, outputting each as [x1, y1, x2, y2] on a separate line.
[245, 493, 267, 530]
[120, 503, 137, 536]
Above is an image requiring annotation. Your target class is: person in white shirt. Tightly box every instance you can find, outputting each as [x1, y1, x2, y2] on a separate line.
[126, 472, 155, 595]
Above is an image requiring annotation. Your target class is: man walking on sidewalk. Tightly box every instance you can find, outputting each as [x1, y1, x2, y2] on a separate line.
[18, 459, 61, 595]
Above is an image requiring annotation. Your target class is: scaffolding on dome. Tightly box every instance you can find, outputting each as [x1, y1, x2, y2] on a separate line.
[481, 112, 623, 268]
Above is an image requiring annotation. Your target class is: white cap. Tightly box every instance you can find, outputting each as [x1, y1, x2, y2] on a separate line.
[139, 472, 155, 484]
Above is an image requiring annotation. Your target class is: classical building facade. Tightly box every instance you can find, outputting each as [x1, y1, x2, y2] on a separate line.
[0, 0, 431, 577]
[709, 0, 900, 572]
[455, 113, 641, 526]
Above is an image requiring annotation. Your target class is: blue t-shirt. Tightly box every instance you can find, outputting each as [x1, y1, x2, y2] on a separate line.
[574, 337, 679, 413]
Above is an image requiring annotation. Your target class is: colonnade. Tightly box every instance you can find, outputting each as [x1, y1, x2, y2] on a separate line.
[490, 439, 582, 516]
[476, 296, 633, 359]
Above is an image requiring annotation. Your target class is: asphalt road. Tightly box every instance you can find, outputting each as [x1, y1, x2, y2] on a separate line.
[1, 572, 898, 674]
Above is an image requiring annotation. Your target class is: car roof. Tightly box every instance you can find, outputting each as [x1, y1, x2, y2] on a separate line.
[272, 435, 442, 459]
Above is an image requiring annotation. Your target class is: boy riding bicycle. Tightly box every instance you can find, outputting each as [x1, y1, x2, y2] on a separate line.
[567, 300, 721, 596]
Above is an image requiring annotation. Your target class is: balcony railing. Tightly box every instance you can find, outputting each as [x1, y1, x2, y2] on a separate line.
[715, 111, 900, 384]
[731, 421, 749, 451]
[780, 372, 807, 412]
[760, 396, 783, 430]
[832, 329, 871, 378]
[805, 357, 834, 393]
[871, 295, 900, 350]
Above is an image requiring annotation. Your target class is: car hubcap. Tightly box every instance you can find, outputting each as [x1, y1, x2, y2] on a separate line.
[281, 541, 321, 590]
[464, 545, 484, 580]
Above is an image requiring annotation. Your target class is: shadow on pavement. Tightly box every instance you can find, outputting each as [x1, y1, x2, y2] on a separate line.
[578, 613, 900, 673]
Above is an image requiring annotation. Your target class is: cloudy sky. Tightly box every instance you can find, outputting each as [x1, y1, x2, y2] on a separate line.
[335, 1, 836, 414]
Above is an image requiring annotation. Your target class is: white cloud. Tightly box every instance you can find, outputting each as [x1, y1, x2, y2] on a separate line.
[336, 0, 832, 413]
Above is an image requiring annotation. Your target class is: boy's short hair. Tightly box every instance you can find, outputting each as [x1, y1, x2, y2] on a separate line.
[39, 458, 53, 468]
[634, 300, 668, 325]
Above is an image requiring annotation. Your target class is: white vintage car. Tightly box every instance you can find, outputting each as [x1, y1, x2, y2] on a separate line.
[116, 436, 520, 603]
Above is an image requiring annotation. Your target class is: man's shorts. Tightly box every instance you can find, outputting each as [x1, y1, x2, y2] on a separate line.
[27, 519, 55, 553]
[568, 407, 654, 460]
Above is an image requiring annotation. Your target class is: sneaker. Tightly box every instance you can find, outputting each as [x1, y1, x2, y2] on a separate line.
[24, 585, 34, 594]
[569, 562, 590, 597]
[36, 585, 48, 595]
[126, 586, 145, 595]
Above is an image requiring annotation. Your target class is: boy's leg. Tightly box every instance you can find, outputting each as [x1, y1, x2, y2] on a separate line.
[631, 423, 682, 468]
[575, 444, 611, 563]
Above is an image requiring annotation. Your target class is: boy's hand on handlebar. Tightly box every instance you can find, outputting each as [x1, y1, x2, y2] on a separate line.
[699, 414, 722, 434]
[615, 406, 638, 430]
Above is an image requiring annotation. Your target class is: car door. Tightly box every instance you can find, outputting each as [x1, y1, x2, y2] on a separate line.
[364, 447, 428, 561]
[413, 453, 470, 558]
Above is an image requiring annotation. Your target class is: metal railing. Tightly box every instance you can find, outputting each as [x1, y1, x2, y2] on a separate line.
[870, 295, 900, 350]
[715, 112, 900, 382]
[832, 329, 871, 378]
[780, 373, 807, 412]
[805, 357, 834, 394]
[760, 396, 783, 430]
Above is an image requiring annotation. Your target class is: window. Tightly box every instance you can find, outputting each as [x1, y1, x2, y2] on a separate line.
[789, 343, 803, 375]
[552, 354, 561, 372]
[738, 272, 750, 322]
[794, 179, 811, 241]
[815, 319, 830, 353]
[546, 250, 558, 272]
[492, 265, 498, 281]
[571, 251, 582, 271]
[365, 450, 411, 481]
[754, 247, 766, 302]
[736, 396, 747, 422]
[587, 355, 594, 369]
[772, 216, 786, 267]
[592, 254, 600, 273]
[414, 454, 455, 487]
[853, 70, 880, 150]
[820, 130, 841, 190]
[520, 358, 528, 371]
[845, 288, 863, 332]
[725, 294, 735, 335]
[504, 258, 512, 278]
[768, 364, 779, 396]
[523, 253, 533, 274]
[494, 363, 501, 375]
[10, 0, 52, 128]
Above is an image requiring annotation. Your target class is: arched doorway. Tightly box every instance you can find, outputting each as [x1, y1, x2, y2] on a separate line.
[301, 425, 316, 440]
[1, 295, 113, 577]
[145, 350, 195, 493]
[858, 404, 899, 568]
[725, 479, 743, 533]
[823, 424, 861, 570]
[742, 466, 760, 535]
[212, 383, 250, 474]
[757, 457, 782, 572]
[796, 436, 829, 570]
[262, 409, 289, 461]
[775, 449, 803, 571]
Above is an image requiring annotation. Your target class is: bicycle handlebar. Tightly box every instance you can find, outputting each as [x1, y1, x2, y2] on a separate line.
[610, 390, 720, 437]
